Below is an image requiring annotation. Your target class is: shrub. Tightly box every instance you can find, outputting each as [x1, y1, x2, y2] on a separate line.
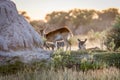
[0, 61, 24, 75]
[105, 15, 120, 51]
[0, 60, 50, 75]
[94, 53, 120, 68]
[51, 50, 108, 70]
[1, 50, 120, 76]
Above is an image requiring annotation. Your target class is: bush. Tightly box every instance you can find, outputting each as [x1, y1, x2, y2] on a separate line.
[105, 15, 120, 51]
[0, 61, 24, 75]
[51, 50, 107, 70]
[94, 53, 120, 68]
[1, 50, 120, 76]
[80, 61, 108, 71]
[0, 60, 49, 75]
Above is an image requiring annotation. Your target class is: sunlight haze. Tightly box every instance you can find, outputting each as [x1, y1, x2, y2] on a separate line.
[11, 0, 120, 20]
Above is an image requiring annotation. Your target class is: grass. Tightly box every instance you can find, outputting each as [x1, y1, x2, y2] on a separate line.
[0, 50, 120, 80]
[94, 53, 120, 68]
[0, 67, 120, 80]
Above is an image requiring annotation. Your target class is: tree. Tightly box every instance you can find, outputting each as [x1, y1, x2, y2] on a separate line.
[45, 9, 95, 28]
[69, 9, 95, 28]
[19, 11, 31, 21]
[98, 8, 119, 23]
[30, 20, 47, 35]
[105, 15, 120, 51]
[45, 11, 69, 26]
[45, 8, 119, 35]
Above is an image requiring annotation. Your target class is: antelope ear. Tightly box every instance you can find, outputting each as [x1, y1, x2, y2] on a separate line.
[77, 39, 80, 41]
[85, 38, 87, 41]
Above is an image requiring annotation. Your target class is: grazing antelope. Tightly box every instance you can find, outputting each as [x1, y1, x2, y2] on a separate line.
[41, 26, 73, 50]
[77, 38, 87, 50]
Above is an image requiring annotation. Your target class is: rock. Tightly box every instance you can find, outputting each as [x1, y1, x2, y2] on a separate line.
[0, 0, 51, 64]
[0, 48, 52, 64]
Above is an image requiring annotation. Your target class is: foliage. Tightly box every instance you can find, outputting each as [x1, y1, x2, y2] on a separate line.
[69, 9, 95, 27]
[45, 9, 95, 27]
[45, 11, 68, 26]
[100, 8, 119, 20]
[30, 20, 47, 35]
[51, 50, 108, 71]
[0, 67, 120, 80]
[30, 20, 46, 28]
[19, 11, 31, 21]
[105, 15, 120, 51]
[80, 61, 108, 71]
[20, 8, 119, 35]
[94, 53, 120, 68]
[0, 50, 120, 76]
[0, 61, 24, 75]
[0, 60, 49, 75]
[45, 8, 119, 35]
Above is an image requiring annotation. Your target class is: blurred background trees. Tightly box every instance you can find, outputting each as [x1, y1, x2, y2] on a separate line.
[19, 8, 119, 36]
[19, 8, 120, 51]
[45, 8, 119, 35]
[19, 11, 31, 21]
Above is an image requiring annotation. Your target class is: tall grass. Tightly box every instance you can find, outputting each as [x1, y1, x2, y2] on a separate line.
[0, 67, 120, 80]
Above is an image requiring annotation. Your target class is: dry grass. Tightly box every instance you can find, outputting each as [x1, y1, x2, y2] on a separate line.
[0, 67, 120, 80]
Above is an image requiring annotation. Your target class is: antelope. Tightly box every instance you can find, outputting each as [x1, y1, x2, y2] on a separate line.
[77, 38, 87, 50]
[41, 26, 73, 50]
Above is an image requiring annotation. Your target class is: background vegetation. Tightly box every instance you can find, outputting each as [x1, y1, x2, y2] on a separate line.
[28, 8, 119, 35]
